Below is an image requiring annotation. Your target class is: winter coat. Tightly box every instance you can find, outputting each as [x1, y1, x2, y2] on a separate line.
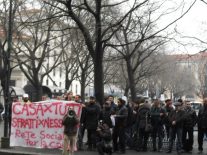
[197, 105, 207, 129]
[183, 107, 197, 128]
[137, 103, 151, 129]
[150, 106, 166, 127]
[62, 115, 79, 136]
[114, 104, 128, 128]
[168, 109, 185, 128]
[100, 107, 113, 128]
[85, 103, 101, 129]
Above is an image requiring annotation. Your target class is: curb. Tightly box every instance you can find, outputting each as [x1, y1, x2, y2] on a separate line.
[0, 149, 39, 155]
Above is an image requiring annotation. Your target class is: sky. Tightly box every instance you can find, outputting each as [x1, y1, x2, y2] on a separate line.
[123, 0, 207, 54]
[171, 0, 207, 54]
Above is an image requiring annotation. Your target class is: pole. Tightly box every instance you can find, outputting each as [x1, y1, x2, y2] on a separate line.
[4, 0, 13, 138]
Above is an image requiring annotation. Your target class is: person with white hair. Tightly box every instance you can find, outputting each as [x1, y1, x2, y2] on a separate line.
[22, 94, 31, 104]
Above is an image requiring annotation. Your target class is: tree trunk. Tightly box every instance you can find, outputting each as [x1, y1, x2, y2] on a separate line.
[34, 84, 43, 101]
[126, 59, 136, 102]
[65, 72, 72, 90]
[80, 70, 86, 103]
[94, 53, 104, 105]
[124, 83, 129, 98]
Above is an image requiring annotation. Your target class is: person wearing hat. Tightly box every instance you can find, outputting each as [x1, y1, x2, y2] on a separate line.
[22, 94, 31, 104]
[166, 102, 185, 154]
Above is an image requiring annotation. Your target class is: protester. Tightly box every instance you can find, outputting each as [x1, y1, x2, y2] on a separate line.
[22, 94, 31, 104]
[112, 98, 128, 154]
[166, 102, 185, 154]
[107, 95, 117, 114]
[150, 99, 166, 152]
[135, 98, 151, 152]
[100, 100, 113, 128]
[197, 98, 207, 154]
[84, 96, 101, 151]
[182, 101, 197, 153]
[97, 122, 112, 155]
[163, 99, 174, 139]
[62, 108, 80, 155]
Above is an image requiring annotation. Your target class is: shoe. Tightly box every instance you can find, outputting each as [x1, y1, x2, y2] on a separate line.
[152, 148, 157, 152]
[142, 148, 147, 152]
[198, 150, 203, 154]
[87, 147, 92, 151]
[135, 149, 140, 152]
[166, 150, 172, 153]
[158, 149, 163, 152]
[118, 151, 125, 154]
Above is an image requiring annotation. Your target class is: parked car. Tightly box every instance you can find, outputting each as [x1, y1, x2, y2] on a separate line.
[190, 101, 202, 114]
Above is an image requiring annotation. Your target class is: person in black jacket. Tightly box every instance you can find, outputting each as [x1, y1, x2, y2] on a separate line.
[136, 98, 151, 152]
[100, 101, 113, 128]
[163, 99, 174, 140]
[150, 99, 166, 152]
[166, 102, 185, 154]
[97, 122, 112, 155]
[197, 98, 207, 154]
[112, 98, 128, 154]
[182, 101, 197, 153]
[84, 96, 101, 151]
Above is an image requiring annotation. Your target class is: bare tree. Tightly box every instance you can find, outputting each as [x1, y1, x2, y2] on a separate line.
[44, 0, 152, 104]
[12, 1, 63, 101]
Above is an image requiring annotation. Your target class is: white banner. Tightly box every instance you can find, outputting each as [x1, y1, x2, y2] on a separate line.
[10, 100, 82, 148]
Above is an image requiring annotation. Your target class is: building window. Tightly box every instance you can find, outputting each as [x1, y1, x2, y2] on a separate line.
[59, 82, 61, 87]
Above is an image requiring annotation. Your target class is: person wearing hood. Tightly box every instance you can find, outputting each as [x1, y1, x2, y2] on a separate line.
[182, 101, 197, 153]
[197, 98, 207, 154]
[136, 98, 151, 152]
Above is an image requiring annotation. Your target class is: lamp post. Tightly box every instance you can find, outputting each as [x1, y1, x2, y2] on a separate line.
[1, 0, 13, 148]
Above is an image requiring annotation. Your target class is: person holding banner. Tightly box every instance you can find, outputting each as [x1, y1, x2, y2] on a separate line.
[62, 108, 80, 155]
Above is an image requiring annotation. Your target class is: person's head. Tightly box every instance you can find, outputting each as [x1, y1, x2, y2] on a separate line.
[133, 99, 140, 110]
[75, 95, 81, 102]
[66, 91, 73, 101]
[178, 98, 183, 105]
[174, 102, 182, 110]
[117, 98, 125, 107]
[103, 100, 111, 109]
[185, 101, 191, 108]
[23, 94, 29, 102]
[165, 99, 172, 106]
[108, 95, 114, 102]
[89, 96, 96, 104]
[153, 99, 160, 107]
[140, 98, 145, 104]
[203, 98, 207, 106]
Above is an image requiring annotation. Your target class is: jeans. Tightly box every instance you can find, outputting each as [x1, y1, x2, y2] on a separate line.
[168, 127, 182, 152]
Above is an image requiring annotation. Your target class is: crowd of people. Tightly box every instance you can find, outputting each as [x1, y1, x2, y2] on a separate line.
[61, 93, 207, 155]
